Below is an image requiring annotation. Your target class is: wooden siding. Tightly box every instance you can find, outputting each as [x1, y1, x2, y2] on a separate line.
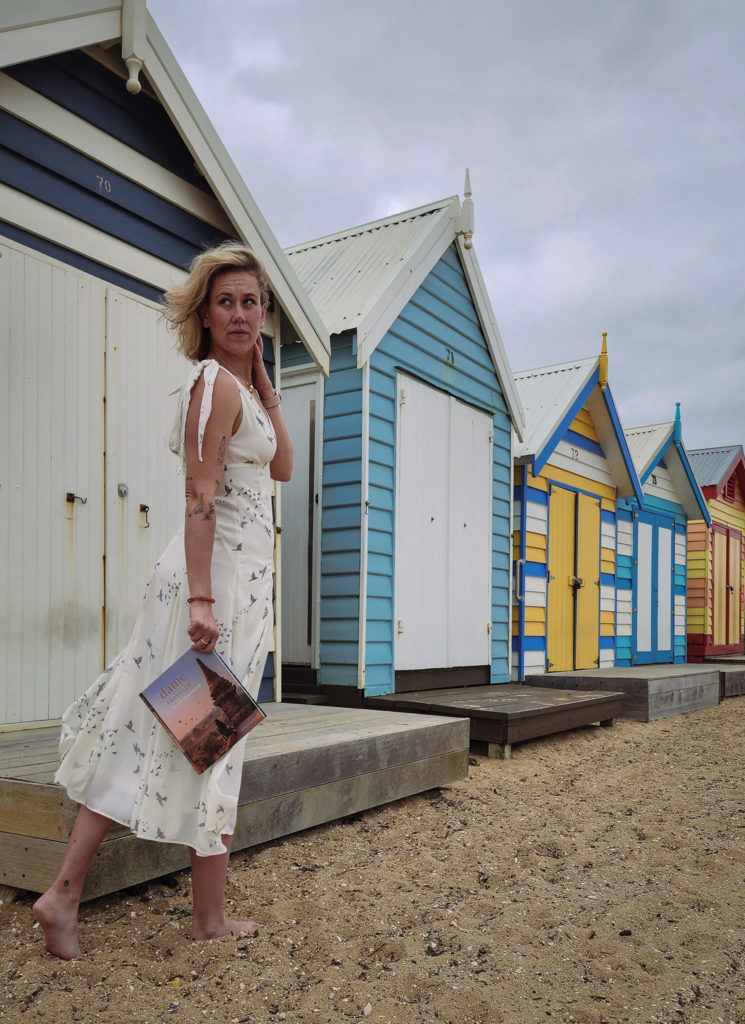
[318, 339, 364, 686]
[369, 245, 512, 692]
[5, 52, 206, 187]
[0, 52, 233, 284]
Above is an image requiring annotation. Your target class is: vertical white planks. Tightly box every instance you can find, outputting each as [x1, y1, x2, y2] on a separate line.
[0, 239, 105, 724]
[636, 521, 653, 653]
[657, 526, 672, 651]
[104, 289, 185, 660]
[394, 377, 449, 669]
[447, 397, 493, 666]
[394, 375, 492, 670]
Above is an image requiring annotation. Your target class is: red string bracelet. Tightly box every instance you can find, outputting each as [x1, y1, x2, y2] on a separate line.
[187, 596, 215, 604]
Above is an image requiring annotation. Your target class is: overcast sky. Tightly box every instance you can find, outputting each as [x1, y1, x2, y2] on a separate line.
[149, 0, 744, 452]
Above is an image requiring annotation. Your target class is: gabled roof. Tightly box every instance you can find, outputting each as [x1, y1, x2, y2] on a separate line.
[513, 347, 643, 503]
[624, 411, 710, 522]
[285, 192, 526, 439]
[0, 0, 330, 373]
[624, 422, 673, 478]
[688, 445, 745, 500]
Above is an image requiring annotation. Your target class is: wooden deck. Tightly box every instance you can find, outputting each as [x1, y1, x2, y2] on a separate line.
[717, 664, 745, 699]
[0, 703, 469, 901]
[525, 664, 721, 722]
[366, 684, 622, 759]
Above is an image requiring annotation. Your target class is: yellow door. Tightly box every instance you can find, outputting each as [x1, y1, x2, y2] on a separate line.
[547, 485, 601, 671]
[547, 487, 576, 671]
[575, 493, 600, 669]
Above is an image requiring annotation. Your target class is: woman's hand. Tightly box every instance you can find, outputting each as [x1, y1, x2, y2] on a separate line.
[251, 335, 274, 398]
[187, 602, 219, 652]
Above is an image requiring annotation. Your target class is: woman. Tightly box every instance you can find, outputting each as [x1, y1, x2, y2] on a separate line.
[33, 242, 292, 960]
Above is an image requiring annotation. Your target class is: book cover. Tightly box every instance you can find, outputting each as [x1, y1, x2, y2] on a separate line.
[139, 649, 266, 774]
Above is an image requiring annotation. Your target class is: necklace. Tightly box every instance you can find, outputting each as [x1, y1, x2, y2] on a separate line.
[217, 362, 253, 391]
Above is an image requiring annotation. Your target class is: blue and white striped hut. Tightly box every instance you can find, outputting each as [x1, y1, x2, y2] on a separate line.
[616, 406, 710, 665]
[280, 180, 526, 701]
[0, 0, 329, 727]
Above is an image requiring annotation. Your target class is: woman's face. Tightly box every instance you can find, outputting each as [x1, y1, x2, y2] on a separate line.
[200, 270, 266, 362]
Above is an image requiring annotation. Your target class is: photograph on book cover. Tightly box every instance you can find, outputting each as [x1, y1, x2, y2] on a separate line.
[140, 649, 265, 774]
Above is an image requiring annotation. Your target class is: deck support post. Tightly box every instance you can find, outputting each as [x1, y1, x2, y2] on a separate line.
[487, 741, 511, 760]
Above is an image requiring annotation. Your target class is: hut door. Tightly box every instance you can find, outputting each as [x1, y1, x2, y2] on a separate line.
[280, 368, 323, 666]
[712, 525, 743, 648]
[633, 513, 674, 663]
[0, 239, 105, 726]
[103, 290, 185, 660]
[546, 485, 600, 671]
[394, 376, 493, 671]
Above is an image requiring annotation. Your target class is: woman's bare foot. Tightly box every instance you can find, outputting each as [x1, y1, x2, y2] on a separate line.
[32, 889, 81, 960]
[190, 918, 261, 940]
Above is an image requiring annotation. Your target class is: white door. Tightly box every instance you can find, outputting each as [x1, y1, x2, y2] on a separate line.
[394, 375, 493, 671]
[634, 511, 674, 663]
[448, 396, 494, 665]
[104, 289, 186, 659]
[280, 369, 323, 665]
[0, 239, 105, 725]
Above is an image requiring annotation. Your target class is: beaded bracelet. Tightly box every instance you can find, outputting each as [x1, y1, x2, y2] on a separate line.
[187, 596, 215, 605]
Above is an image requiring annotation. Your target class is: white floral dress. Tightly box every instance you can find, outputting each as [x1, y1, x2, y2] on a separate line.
[55, 360, 276, 856]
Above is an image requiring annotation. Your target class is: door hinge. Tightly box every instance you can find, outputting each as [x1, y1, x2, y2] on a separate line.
[546, 659, 554, 670]
[594, 657, 600, 666]
[486, 622, 492, 635]
[396, 619, 404, 634]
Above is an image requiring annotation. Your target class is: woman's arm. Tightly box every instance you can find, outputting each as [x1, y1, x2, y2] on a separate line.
[183, 369, 241, 651]
[251, 336, 293, 482]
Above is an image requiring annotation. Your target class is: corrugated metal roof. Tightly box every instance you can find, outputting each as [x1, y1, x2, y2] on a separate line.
[624, 422, 673, 476]
[285, 198, 456, 336]
[688, 445, 742, 488]
[512, 357, 597, 458]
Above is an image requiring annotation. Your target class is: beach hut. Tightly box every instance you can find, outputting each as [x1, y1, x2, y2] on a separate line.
[0, 0, 329, 727]
[511, 336, 643, 680]
[686, 445, 745, 660]
[615, 406, 710, 665]
[278, 183, 526, 702]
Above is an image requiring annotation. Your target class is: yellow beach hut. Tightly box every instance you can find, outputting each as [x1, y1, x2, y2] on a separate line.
[511, 337, 643, 680]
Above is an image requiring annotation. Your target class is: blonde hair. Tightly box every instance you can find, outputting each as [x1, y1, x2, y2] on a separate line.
[163, 242, 270, 362]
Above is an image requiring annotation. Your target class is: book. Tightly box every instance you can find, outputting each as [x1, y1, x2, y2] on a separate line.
[139, 648, 266, 774]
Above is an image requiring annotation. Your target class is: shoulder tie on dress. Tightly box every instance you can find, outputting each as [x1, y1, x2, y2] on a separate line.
[168, 359, 220, 465]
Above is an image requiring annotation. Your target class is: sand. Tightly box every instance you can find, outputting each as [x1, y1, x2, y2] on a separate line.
[2, 696, 745, 1024]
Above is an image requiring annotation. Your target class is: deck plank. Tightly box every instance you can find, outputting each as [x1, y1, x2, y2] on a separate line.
[525, 666, 721, 722]
[367, 684, 623, 753]
[0, 704, 469, 899]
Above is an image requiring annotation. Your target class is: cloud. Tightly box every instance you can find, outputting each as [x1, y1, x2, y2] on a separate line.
[149, 0, 745, 449]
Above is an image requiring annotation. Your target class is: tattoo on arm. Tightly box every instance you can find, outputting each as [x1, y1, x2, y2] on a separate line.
[188, 493, 205, 518]
[217, 436, 226, 466]
[205, 501, 216, 522]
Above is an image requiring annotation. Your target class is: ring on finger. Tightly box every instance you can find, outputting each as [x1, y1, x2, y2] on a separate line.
[200, 638, 209, 647]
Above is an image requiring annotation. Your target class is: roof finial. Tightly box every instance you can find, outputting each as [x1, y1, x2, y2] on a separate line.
[674, 401, 681, 442]
[122, 0, 146, 94]
[458, 168, 474, 249]
[599, 332, 608, 392]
